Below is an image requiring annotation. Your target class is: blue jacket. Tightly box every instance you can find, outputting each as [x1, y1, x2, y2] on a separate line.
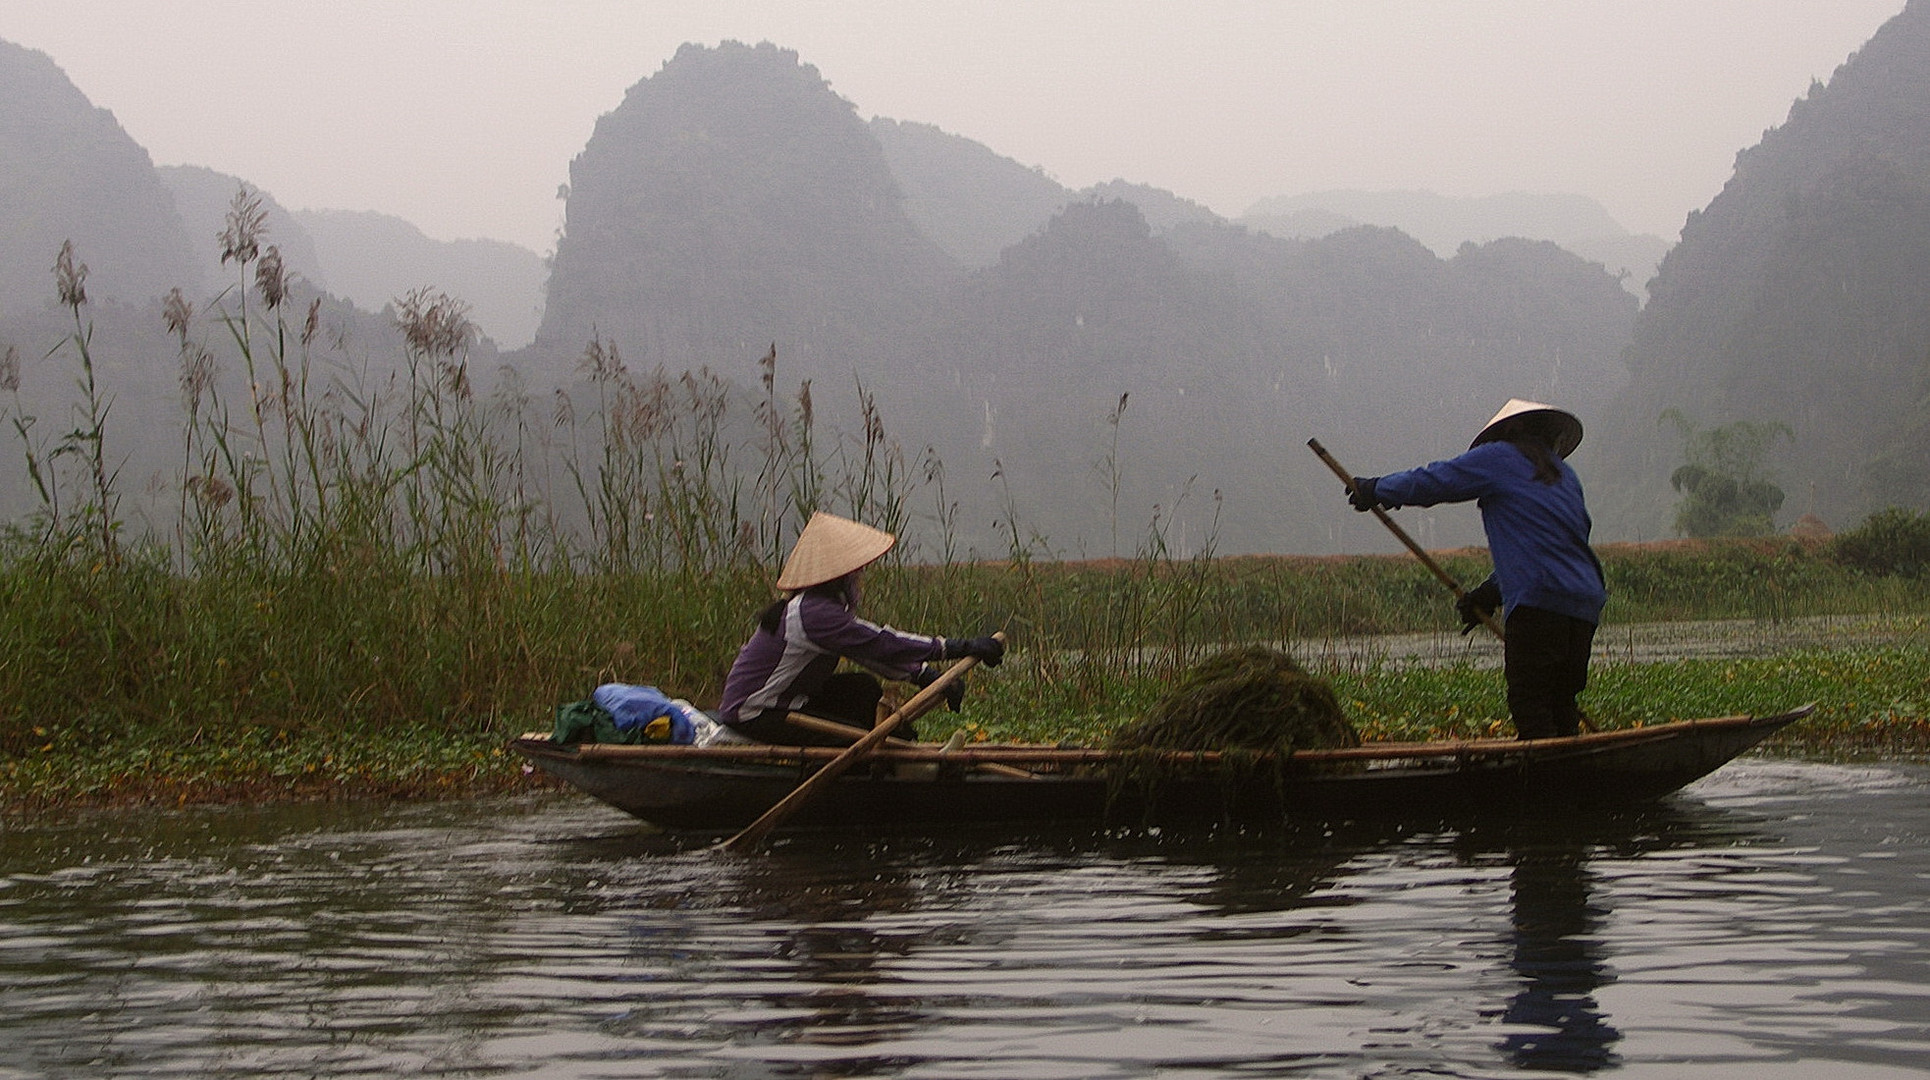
[1372, 441, 1606, 624]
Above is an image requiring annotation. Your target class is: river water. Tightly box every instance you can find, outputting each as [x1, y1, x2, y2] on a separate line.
[3, 758, 1927, 1079]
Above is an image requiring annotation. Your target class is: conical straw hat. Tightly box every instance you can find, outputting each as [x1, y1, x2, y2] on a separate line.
[775, 512, 896, 590]
[1470, 398, 1584, 458]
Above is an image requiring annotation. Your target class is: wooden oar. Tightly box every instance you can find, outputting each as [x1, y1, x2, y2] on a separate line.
[781, 713, 1038, 778]
[720, 632, 1004, 852]
[1307, 438, 1506, 642]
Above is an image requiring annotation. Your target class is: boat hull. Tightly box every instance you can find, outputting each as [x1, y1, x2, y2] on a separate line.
[510, 708, 1811, 832]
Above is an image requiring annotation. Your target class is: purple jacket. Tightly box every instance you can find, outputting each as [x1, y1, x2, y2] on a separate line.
[718, 592, 947, 724]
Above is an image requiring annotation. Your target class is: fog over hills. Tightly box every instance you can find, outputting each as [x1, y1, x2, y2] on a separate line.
[1245, 190, 1628, 250]
[534, 41, 956, 372]
[1599, 0, 1930, 537]
[1240, 190, 1671, 300]
[0, 39, 197, 313]
[294, 209, 547, 349]
[869, 118, 1068, 270]
[8, 9, 1929, 555]
[517, 42, 1639, 556]
[159, 165, 329, 297]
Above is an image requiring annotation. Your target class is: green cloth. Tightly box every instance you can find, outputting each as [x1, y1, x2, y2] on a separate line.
[552, 699, 643, 745]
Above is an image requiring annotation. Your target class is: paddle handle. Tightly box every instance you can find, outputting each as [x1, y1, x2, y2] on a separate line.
[721, 632, 1004, 852]
[1307, 438, 1506, 643]
[782, 713, 1036, 779]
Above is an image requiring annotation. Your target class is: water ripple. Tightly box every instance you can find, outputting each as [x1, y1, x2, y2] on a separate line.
[1, 763, 1926, 1077]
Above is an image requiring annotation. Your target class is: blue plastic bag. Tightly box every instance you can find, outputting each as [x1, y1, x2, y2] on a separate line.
[590, 683, 696, 743]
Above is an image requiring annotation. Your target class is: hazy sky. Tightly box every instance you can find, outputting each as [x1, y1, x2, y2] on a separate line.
[2, 0, 1908, 254]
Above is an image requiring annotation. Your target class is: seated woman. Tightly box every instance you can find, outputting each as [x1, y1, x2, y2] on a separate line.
[717, 512, 1004, 745]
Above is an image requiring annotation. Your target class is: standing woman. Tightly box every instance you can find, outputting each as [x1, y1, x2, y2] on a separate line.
[718, 511, 1005, 745]
[1346, 400, 1607, 739]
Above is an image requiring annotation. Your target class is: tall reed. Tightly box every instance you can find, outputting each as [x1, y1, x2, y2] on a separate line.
[4, 197, 1929, 765]
[0, 190, 961, 750]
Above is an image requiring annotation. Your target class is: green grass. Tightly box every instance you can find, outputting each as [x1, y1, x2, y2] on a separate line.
[1327, 645, 1930, 755]
[951, 635, 1930, 750]
[7, 517, 1930, 810]
[6, 210, 1930, 809]
[1, 721, 519, 810]
[11, 636, 1926, 810]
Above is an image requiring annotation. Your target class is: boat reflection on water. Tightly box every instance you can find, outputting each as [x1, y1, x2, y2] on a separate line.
[737, 862, 932, 1048]
[529, 793, 1777, 1074]
[548, 826, 943, 1047]
[11, 768, 1903, 1078]
[1181, 815, 1630, 1072]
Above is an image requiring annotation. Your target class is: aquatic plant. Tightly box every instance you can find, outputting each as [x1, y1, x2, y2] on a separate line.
[4, 205, 1930, 800]
[1109, 646, 1357, 753]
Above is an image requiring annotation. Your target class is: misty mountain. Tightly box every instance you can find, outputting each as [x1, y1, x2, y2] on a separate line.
[126, 167, 546, 354]
[0, 39, 198, 314]
[869, 117, 1070, 269]
[1233, 205, 1357, 242]
[537, 41, 957, 375]
[1596, 0, 1930, 537]
[1564, 233, 1673, 296]
[1243, 190, 1628, 251]
[869, 118, 1227, 269]
[1079, 180, 1224, 233]
[166, 167, 546, 349]
[159, 165, 329, 297]
[517, 41, 1640, 556]
[294, 209, 546, 349]
[0, 43, 509, 527]
[1, 33, 1645, 558]
[904, 201, 1637, 555]
[1241, 189, 1669, 299]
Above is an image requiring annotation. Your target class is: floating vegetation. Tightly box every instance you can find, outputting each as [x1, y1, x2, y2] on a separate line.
[1095, 646, 1360, 820]
[1108, 646, 1359, 754]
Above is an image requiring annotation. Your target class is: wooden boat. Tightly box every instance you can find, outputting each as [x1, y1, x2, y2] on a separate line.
[509, 706, 1812, 832]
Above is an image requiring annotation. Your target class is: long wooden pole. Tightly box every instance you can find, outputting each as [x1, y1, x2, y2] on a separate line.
[1309, 438, 1597, 734]
[781, 713, 1037, 778]
[720, 632, 1004, 852]
[1307, 438, 1506, 642]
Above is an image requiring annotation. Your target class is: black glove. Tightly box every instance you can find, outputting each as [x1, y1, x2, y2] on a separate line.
[946, 635, 1005, 667]
[914, 664, 967, 712]
[1348, 476, 1383, 512]
[1456, 578, 1502, 635]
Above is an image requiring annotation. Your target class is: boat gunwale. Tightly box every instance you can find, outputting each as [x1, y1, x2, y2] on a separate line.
[510, 705, 1814, 769]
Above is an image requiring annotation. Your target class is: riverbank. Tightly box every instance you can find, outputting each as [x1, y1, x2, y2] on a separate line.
[6, 536, 1923, 762]
[8, 615, 1927, 812]
[11, 275, 1930, 809]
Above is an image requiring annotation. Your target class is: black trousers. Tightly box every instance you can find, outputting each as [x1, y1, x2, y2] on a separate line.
[735, 672, 911, 746]
[1503, 606, 1597, 740]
